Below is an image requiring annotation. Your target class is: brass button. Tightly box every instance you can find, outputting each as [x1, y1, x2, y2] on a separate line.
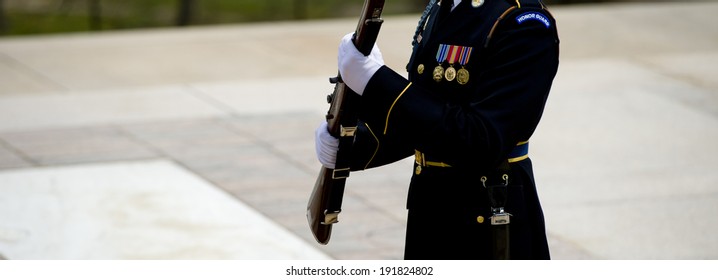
[477, 216, 485, 224]
[415, 165, 422, 175]
[417, 64, 425, 75]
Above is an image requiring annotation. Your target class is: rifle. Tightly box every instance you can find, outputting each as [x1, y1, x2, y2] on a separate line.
[306, 0, 386, 245]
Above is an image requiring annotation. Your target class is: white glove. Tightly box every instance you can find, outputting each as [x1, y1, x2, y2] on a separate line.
[338, 33, 384, 95]
[315, 121, 339, 169]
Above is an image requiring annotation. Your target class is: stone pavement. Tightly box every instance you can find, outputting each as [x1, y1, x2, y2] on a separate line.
[1, 1, 717, 259]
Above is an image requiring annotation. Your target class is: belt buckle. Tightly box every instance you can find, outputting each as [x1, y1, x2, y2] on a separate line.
[414, 150, 425, 175]
[414, 150, 426, 167]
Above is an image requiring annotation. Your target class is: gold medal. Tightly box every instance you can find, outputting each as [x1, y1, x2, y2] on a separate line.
[444, 66, 456, 82]
[457, 68, 470, 85]
[417, 64, 425, 75]
[433, 65, 445, 82]
[456, 46, 473, 85]
[472, 0, 484, 8]
[434, 44, 450, 82]
[444, 45, 460, 82]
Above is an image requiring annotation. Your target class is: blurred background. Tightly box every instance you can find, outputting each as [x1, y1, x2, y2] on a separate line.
[1, 0, 717, 261]
[0, 0, 688, 36]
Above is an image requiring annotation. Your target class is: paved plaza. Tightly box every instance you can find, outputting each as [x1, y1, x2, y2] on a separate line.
[1, 1, 717, 259]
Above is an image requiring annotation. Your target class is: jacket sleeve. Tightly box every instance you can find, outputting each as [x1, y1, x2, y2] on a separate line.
[349, 121, 414, 171]
[358, 9, 560, 169]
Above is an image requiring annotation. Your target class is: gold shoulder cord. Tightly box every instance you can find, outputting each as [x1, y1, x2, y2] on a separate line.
[484, 6, 518, 48]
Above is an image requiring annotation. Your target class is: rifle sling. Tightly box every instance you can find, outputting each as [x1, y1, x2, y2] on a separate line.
[326, 122, 357, 216]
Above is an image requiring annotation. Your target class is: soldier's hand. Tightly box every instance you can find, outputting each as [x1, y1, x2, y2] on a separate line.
[315, 121, 339, 169]
[338, 33, 384, 95]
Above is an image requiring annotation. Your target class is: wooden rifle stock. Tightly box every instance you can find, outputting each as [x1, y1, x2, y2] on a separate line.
[307, 0, 385, 245]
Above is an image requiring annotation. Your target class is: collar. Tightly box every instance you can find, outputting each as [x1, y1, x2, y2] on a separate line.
[440, 0, 462, 11]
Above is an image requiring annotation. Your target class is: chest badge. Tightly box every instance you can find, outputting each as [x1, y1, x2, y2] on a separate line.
[472, 0, 484, 8]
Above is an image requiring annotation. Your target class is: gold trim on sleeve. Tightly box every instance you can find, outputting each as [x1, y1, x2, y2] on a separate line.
[363, 123, 381, 170]
[384, 82, 413, 135]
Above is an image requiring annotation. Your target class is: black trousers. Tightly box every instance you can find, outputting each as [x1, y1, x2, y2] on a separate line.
[403, 159, 550, 260]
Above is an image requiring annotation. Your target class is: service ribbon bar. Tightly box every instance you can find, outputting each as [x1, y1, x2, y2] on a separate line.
[436, 44, 450, 64]
[459, 46, 473, 66]
[447, 45, 460, 65]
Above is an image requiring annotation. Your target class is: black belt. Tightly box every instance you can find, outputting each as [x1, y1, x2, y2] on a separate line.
[414, 141, 529, 174]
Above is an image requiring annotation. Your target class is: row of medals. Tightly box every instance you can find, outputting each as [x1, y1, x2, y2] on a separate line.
[417, 63, 470, 85]
[413, 0, 486, 85]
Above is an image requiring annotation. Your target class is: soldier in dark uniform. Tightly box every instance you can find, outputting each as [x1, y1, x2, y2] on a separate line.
[315, 0, 559, 259]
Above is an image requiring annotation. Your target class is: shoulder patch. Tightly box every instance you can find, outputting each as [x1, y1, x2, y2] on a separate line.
[515, 11, 551, 28]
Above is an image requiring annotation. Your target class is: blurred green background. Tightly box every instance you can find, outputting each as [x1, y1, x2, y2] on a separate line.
[0, 0, 676, 36]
